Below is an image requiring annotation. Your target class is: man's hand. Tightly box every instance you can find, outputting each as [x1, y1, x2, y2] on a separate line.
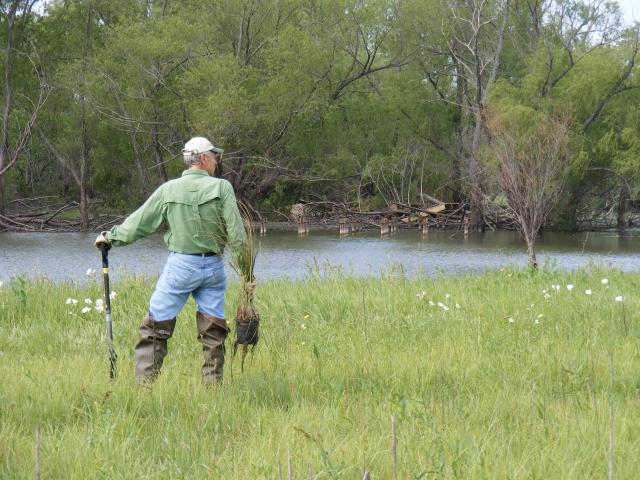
[94, 231, 111, 249]
[243, 281, 256, 300]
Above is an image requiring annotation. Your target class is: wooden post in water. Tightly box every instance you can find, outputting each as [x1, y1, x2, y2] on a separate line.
[420, 216, 429, 234]
[380, 216, 389, 236]
[463, 215, 470, 238]
[298, 217, 308, 236]
[260, 218, 267, 236]
[339, 217, 348, 236]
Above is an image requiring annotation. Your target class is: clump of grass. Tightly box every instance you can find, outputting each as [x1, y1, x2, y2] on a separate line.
[229, 203, 260, 364]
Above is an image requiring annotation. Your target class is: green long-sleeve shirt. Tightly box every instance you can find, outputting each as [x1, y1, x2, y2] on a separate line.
[107, 170, 247, 256]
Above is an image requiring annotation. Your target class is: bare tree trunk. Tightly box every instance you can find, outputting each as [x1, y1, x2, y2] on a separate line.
[0, 1, 20, 214]
[526, 239, 538, 269]
[0, 177, 5, 214]
[131, 132, 151, 197]
[450, 57, 465, 204]
[617, 188, 628, 234]
[469, 112, 486, 230]
[79, 180, 89, 229]
[152, 113, 168, 183]
[78, 2, 93, 230]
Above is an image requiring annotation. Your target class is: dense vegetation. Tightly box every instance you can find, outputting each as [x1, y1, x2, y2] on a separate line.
[1, 268, 639, 478]
[1, 0, 639, 231]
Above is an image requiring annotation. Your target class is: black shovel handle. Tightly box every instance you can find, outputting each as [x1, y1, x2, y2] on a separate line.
[100, 244, 116, 379]
[100, 244, 112, 314]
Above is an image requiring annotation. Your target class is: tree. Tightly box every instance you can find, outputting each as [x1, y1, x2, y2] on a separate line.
[484, 107, 569, 267]
[0, 0, 47, 213]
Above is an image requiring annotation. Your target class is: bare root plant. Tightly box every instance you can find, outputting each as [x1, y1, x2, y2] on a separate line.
[485, 110, 570, 268]
[229, 202, 259, 371]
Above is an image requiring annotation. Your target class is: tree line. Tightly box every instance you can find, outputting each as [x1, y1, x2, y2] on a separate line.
[1, 0, 638, 236]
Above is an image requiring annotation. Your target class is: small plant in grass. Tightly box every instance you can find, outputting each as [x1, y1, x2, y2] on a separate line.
[10, 274, 28, 307]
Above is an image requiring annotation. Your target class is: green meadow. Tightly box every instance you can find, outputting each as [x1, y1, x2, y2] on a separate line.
[1, 267, 639, 479]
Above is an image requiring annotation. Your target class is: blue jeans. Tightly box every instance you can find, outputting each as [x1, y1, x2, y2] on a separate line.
[149, 253, 226, 321]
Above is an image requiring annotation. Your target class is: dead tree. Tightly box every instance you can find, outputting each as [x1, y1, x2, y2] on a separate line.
[445, 0, 512, 231]
[485, 110, 569, 268]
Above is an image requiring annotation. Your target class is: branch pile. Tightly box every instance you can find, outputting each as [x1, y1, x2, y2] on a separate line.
[0, 197, 122, 232]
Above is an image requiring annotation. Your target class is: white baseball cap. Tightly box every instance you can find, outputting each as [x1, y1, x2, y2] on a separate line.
[182, 136, 224, 156]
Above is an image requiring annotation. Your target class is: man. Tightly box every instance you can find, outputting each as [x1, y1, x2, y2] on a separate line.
[94, 136, 249, 385]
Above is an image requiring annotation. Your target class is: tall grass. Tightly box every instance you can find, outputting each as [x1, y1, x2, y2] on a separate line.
[1, 267, 639, 478]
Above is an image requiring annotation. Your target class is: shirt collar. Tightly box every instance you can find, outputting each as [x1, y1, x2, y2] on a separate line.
[182, 169, 209, 177]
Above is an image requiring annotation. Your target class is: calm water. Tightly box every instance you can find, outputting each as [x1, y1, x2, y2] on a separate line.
[1, 230, 639, 283]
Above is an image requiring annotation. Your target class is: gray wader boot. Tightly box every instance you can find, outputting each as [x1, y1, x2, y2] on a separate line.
[134, 314, 176, 383]
[196, 311, 229, 385]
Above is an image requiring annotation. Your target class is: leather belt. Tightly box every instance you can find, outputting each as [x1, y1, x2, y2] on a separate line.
[184, 252, 219, 257]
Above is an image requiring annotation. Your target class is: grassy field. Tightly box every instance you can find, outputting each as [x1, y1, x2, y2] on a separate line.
[1, 266, 639, 479]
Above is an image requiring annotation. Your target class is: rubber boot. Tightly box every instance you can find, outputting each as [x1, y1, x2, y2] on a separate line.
[196, 311, 229, 385]
[134, 313, 176, 383]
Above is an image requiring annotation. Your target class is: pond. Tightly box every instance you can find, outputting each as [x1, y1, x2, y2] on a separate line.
[1, 229, 639, 283]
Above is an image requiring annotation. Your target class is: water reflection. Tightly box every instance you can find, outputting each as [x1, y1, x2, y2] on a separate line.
[0, 230, 638, 282]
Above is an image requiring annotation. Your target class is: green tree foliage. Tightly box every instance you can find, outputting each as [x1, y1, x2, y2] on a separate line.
[1, 0, 638, 230]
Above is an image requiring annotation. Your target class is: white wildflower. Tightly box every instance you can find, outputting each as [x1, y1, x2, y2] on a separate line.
[66, 298, 78, 305]
[585, 289, 592, 295]
[437, 302, 445, 308]
[537, 314, 543, 319]
[544, 293, 551, 300]
[84, 298, 92, 305]
[301, 341, 306, 346]
[109, 291, 117, 300]
[442, 305, 449, 311]
[416, 291, 426, 299]
[445, 293, 451, 300]
[527, 303, 534, 310]
[615, 296, 624, 302]
[601, 278, 609, 285]
[95, 298, 104, 307]
[566, 284, 574, 291]
[85, 268, 96, 276]
[81, 306, 91, 314]
[94, 305, 104, 313]
[455, 303, 461, 309]
[534, 319, 540, 325]
[508, 317, 515, 323]
[428, 300, 435, 306]
[301, 323, 306, 329]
